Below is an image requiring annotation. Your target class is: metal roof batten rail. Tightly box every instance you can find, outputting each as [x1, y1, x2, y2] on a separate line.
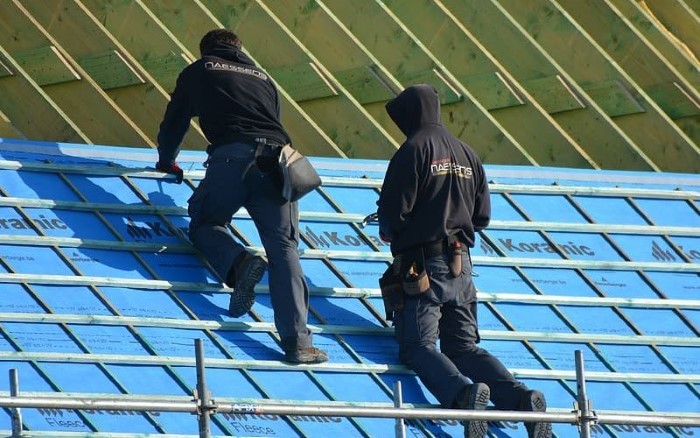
[2, 343, 699, 438]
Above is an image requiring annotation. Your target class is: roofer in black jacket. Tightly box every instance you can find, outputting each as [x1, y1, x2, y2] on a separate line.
[377, 84, 551, 438]
[155, 29, 327, 364]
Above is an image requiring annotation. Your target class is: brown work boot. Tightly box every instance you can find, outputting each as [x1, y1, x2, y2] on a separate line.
[520, 390, 552, 438]
[457, 383, 490, 438]
[227, 252, 267, 317]
[284, 347, 329, 364]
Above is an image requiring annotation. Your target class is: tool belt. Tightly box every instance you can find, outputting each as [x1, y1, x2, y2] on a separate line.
[378, 236, 465, 321]
[421, 235, 464, 277]
[378, 252, 428, 322]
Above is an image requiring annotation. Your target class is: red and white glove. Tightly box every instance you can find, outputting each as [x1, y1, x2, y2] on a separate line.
[155, 161, 184, 184]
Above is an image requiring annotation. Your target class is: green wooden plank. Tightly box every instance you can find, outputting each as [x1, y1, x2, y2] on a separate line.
[608, 0, 700, 94]
[438, 0, 657, 170]
[310, 0, 536, 163]
[643, 0, 700, 65]
[139, 52, 191, 93]
[333, 65, 395, 104]
[12, 45, 81, 86]
[0, 46, 89, 143]
[682, 0, 700, 16]
[267, 62, 337, 102]
[0, 56, 12, 77]
[525, 75, 586, 114]
[396, 68, 462, 105]
[0, 109, 23, 139]
[645, 82, 700, 119]
[77, 50, 145, 90]
[556, 0, 700, 139]
[381, 0, 605, 168]
[497, 0, 700, 171]
[462, 71, 524, 110]
[582, 80, 645, 117]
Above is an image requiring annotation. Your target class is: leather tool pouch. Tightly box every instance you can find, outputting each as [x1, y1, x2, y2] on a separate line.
[278, 144, 322, 202]
[399, 249, 430, 296]
[379, 261, 404, 321]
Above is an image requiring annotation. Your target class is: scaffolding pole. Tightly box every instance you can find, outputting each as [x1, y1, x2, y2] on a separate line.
[576, 349, 594, 438]
[9, 368, 21, 437]
[195, 339, 212, 438]
[0, 394, 698, 427]
[0, 348, 698, 435]
[394, 380, 405, 438]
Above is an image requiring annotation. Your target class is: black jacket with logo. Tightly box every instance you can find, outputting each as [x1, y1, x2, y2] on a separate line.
[157, 42, 290, 165]
[377, 84, 491, 256]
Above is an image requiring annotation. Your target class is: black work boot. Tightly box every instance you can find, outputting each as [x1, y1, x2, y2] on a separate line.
[227, 252, 267, 317]
[456, 383, 490, 438]
[520, 390, 552, 438]
[284, 347, 329, 364]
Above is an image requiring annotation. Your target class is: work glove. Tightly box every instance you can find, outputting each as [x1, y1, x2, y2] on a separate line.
[379, 230, 392, 243]
[155, 161, 184, 184]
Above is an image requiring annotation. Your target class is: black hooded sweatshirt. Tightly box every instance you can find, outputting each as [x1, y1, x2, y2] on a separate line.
[377, 84, 491, 256]
[157, 42, 290, 165]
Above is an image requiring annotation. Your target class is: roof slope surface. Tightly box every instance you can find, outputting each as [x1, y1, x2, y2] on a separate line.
[0, 138, 698, 437]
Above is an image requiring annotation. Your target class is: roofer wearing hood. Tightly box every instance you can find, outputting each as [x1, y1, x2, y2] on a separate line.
[377, 84, 552, 438]
[155, 29, 327, 364]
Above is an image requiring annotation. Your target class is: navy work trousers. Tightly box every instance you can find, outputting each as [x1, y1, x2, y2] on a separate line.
[394, 250, 527, 409]
[187, 142, 312, 351]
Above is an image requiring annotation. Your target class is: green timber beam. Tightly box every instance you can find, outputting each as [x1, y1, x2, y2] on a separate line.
[381, 0, 599, 168]
[557, 0, 700, 145]
[0, 109, 24, 140]
[313, 0, 539, 166]
[683, 0, 699, 16]
[252, 0, 402, 147]
[76, 0, 214, 152]
[438, 0, 658, 171]
[142, 0, 347, 158]
[200, 0, 397, 158]
[0, 1, 152, 148]
[684, 0, 700, 16]
[642, 0, 700, 64]
[0, 46, 88, 143]
[20, 0, 205, 151]
[11, 45, 81, 86]
[609, 0, 700, 95]
[77, 0, 197, 92]
[496, 0, 700, 173]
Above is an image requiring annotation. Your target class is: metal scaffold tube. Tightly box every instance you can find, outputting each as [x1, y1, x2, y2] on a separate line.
[394, 380, 405, 438]
[0, 396, 198, 413]
[10, 368, 21, 437]
[576, 349, 594, 438]
[195, 339, 212, 438]
[0, 346, 698, 436]
[218, 402, 575, 423]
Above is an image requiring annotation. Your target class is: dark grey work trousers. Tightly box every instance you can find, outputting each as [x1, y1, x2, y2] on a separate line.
[187, 142, 312, 351]
[394, 251, 528, 409]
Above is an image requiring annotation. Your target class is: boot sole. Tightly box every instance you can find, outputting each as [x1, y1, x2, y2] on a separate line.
[229, 258, 267, 317]
[284, 353, 329, 364]
[530, 422, 553, 438]
[284, 348, 329, 364]
[524, 391, 552, 438]
[465, 384, 490, 438]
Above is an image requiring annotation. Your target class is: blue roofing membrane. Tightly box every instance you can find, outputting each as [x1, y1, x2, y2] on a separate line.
[0, 138, 698, 437]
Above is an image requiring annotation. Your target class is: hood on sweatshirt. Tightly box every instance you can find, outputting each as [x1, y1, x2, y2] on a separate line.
[385, 84, 441, 137]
